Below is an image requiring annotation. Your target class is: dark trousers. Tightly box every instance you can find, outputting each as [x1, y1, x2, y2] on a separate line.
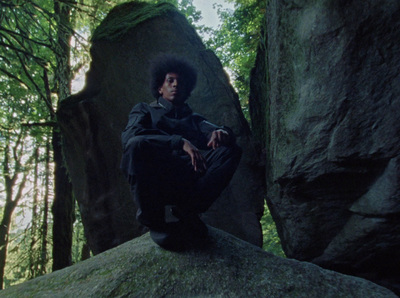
[124, 136, 242, 229]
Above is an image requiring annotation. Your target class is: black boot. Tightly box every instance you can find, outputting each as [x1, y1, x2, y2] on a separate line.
[149, 206, 209, 251]
[170, 206, 208, 239]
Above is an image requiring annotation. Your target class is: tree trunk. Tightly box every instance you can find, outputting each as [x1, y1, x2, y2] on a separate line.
[29, 147, 40, 279]
[39, 141, 50, 275]
[0, 201, 17, 289]
[51, 130, 74, 271]
[52, 0, 74, 271]
[0, 140, 29, 289]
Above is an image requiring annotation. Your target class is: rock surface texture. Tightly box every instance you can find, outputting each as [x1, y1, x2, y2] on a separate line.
[250, 0, 400, 293]
[0, 228, 396, 297]
[57, 2, 264, 254]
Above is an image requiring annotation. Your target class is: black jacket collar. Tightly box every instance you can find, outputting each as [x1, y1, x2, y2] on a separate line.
[157, 97, 174, 111]
[157, 97, 192, 118]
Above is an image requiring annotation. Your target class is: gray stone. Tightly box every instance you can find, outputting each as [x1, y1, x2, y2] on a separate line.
[57, 2, 264, 255]
[0, 227, 395, 297]
[250, 0, 400, 293]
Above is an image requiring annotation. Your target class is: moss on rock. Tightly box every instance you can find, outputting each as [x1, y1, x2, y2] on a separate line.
[91, 1, 178, 41]
[0, 228, 395, 297]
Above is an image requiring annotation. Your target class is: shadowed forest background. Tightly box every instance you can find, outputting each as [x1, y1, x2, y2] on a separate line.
[0, 0, 282, 289]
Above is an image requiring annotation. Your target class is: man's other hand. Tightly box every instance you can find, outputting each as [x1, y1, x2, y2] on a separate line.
[207, 129, 230, 150]
[182, 138, 207, 172]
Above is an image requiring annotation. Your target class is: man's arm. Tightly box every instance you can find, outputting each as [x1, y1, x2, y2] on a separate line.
[184, 120, 236, 172]
[197, 119, 236, 149]
[121, 103, 182, 151]
[182, 138, 207, 173]
[207, 129, 231, 149]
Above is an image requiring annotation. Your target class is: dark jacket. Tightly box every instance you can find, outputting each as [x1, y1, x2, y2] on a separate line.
[121, 97, 234, 153]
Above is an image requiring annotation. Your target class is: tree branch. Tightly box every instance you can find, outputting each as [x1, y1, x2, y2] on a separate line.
[21, 122, 57, 128]
[0, 25, 52, 49]
[15, 52, 55, 117]
[0, 67, 30, 89]
[0, 39, 47, 67]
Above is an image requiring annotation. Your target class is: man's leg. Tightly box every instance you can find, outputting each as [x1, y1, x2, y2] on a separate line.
[162, 144, 241, 250]
[177, 144, 242, 215]
[124, 137, 241, 250]
[124, 136, 195, 229]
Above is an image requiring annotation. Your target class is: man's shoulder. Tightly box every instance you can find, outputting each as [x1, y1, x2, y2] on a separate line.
[135, 100, 164, 109]
[149, 100, 160, 108]
[132, 101, 160, 111]
[191, 112, 207, 121]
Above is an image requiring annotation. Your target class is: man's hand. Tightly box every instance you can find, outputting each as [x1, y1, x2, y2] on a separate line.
[207, 129, 230, 150]
[182, 138, 207, 173]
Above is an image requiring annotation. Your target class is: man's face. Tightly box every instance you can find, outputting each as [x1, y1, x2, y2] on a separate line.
[158, 73, 187, 104]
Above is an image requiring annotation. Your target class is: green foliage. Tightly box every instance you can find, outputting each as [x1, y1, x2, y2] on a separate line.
[71, 204, 90, 264]
[0, 1, 57, 121]
[261, 202, 285, 257]
[176, 0, 202, 25]
[0, 0, 112, 288]
[145, 0, 205, 33]
[4, 205, 53, 287]
[204, 0, 267, 119]
[0, 132, 53, 287]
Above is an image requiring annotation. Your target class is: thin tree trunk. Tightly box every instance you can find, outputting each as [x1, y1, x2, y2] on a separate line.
[0, 143, 14, 290]
[39, 141, 50, 275]
[0, 201, 17, 289]
[0, 139, 31, 289]
[29, 147, 40, 279]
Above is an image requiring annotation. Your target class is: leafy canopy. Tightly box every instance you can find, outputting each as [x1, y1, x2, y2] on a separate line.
[204, 0, 266, 118]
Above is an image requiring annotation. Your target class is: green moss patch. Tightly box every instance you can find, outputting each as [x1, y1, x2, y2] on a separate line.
[91, 1, 178, 41]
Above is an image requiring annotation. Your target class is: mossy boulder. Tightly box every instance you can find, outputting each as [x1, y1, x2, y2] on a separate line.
[0, 228, 395, 297]
[57, 1, 264, 255]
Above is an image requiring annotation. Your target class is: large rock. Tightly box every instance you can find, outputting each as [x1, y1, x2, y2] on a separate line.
[250, 0, 400, 293]
[0, 227, 395, 297]
[57, 2, 264, 255]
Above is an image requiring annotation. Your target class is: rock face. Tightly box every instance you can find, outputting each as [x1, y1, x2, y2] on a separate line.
[0, 227, 395, 297]
[57, 2, 264, 255]
[250, 0, 400, 293]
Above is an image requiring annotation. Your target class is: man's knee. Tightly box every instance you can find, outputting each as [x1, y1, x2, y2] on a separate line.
[125, 136, 148, 154]
[212, 144, 242, 164]
[124, 136, 155, 164]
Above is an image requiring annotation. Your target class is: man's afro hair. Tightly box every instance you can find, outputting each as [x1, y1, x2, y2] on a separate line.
[150, 54, 198, 99]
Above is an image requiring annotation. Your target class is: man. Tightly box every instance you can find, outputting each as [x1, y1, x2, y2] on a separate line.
[121, 54, 241, 250]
